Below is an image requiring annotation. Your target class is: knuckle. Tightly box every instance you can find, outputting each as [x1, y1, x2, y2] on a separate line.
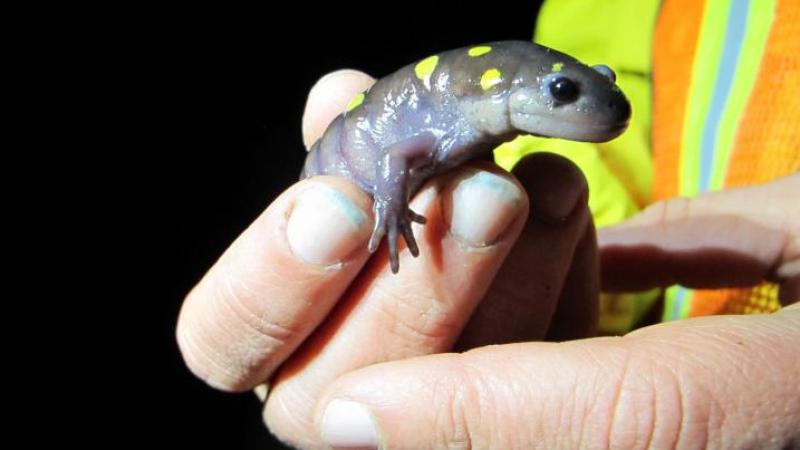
[605, 348, 710, 450]
[374, 287, 461, 352]
[429, 356, 521, 450]
[643, 196, 693, 225]
[176, 307, 243, 391]
[176, 267, 302, 391]
[606, 353, 654, 449]
[217, 266, 300, 344]
[431, 359, 487, 450]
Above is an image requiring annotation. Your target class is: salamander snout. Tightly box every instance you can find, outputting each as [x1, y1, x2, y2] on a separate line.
[607, 93, 631, 128]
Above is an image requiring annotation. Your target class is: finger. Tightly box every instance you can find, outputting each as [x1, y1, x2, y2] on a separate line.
[263, 162, 529, 448]
[456, 153, 598, 350]
[783, 273, 800, 305]
[176, 176, 373, 391]
[178, 70, 378, 391]
[302, 69, 376, 149]
[545, 217, 599, 340]
[599, 174, 800, 300]
[316, 307, 800, 449]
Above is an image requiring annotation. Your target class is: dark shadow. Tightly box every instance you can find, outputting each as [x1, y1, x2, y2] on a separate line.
[600, 215, 785, 292]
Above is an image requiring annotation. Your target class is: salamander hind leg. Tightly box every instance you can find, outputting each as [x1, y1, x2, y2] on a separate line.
[367, 134, 436, 273]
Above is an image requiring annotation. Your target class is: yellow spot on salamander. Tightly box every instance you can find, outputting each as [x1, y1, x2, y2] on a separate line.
[346, 92, 365, 112]
[468, 46, 492, 57]
[552, 62, 564, 72]
[480, 68, 502, 91]
[415, 55, 439, 89]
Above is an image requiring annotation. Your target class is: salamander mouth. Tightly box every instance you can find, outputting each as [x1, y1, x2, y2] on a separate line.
[608, 120, 630, 134]
[512, 111, 629, 142]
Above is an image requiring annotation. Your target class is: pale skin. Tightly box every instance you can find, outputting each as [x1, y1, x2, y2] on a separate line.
[177, 70, 800, 449]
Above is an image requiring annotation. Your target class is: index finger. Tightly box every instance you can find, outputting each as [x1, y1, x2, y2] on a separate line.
[599, 174, 800, 303]
[177, 71, 376, 391]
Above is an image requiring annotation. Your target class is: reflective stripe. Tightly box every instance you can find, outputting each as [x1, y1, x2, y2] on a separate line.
[680, 0, 777, 196]
[680, 0, 731, 197]
[652, 0, 706, 202]
[712, 0, 776, 189]
[700, 0, 750, 192]
[665, 286, 691, 322]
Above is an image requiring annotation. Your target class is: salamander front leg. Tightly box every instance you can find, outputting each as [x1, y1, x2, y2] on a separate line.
[368, 134, 436, 273]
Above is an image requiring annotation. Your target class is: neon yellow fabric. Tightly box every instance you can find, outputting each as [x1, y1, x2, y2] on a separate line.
[494, 0, 662, 333]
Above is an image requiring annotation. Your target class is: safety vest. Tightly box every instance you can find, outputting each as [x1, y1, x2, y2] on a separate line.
[494, 0, 799, 332]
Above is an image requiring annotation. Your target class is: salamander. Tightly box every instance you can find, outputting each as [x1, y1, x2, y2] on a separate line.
[300, 40, 631, 273]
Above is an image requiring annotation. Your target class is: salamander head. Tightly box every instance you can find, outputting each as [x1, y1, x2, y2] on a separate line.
[508, 58, 630, 142]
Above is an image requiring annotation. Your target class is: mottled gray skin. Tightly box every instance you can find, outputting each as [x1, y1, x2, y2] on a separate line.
[301, 40, 631, 273]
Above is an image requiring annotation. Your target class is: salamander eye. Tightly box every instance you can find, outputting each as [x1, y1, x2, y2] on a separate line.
[548, 77, 579, 103]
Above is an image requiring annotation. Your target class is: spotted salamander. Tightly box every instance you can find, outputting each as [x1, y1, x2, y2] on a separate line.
[301, 40, 631, 273]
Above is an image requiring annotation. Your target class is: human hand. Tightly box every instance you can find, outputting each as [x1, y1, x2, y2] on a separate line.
[308, 174, 799, 449]
[173, 67, 800, 448]
[177, 70, 602, 448]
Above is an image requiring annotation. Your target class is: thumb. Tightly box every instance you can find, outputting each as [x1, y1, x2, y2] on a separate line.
[314, 304, 800, 449]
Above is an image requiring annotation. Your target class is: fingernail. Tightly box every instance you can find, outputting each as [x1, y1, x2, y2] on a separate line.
[320, 399, 379, 449]
[446, 171, 523, 246]
[287, 184, 370, 265]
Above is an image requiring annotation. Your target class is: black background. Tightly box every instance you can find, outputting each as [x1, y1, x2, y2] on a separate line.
[153, 1, 543, 448]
